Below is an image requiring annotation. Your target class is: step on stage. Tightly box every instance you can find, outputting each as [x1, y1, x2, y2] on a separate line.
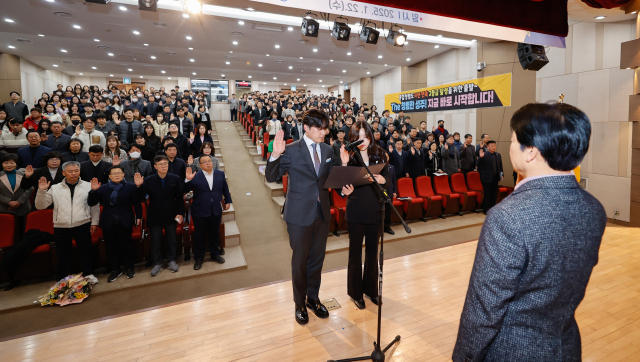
[1, 224, 638, 362]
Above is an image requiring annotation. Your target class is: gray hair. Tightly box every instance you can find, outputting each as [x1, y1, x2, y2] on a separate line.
[61, 161, 81, 171]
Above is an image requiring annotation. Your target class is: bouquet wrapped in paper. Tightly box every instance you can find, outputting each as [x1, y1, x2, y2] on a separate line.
[37, 274, 94, 307]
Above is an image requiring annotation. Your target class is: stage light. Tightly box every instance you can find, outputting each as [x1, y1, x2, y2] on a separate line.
[386, 24, 406, 47]
[85, 0, 110, 4]
[182, 0, 202, 14]
[301, 12, 319, 38]
[138, 0, 157, 12]
[331, 16, 351, 41]
[359, 21, 379, 45]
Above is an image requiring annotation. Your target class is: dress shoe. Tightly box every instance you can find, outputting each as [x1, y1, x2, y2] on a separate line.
[384, 227, 395, 235]
[295, 304, 309, 325]
[306, 298, 329, 319]
[194, 260, 203, 270]
[352, 298, 366, 309]
[211, 256, 225, 264]
[366, 294, 381, 306]
[219, 247, 225, 256]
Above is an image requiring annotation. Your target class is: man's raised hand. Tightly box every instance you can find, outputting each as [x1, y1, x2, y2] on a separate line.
[90, 177, 101, 191]
[186, 167, 195, 181]
[134, 172, 144, 187]
[271, 130, 286, 158]
[38, 177, 50, 191]
[25, 165, 34, 178]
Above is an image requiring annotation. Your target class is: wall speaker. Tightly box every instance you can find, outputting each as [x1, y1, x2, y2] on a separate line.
[517, 43, 549, 71]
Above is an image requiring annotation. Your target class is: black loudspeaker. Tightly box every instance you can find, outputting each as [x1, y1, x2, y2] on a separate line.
[138, 0, 157, 12]
[517, 43, 549, 71]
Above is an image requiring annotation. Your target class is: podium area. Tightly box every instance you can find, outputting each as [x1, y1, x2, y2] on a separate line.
[1, 223, 638, 362]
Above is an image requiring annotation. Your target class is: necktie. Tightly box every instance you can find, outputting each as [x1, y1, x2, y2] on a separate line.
[312, 143, 320, 176]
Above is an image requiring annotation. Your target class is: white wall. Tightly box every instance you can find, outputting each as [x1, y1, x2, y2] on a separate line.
[373, 67, 401, 110]
[536, 20, 636, 222]
[347, 79, 361, 104]
[67, 76, 108, 91]
[20, 58, 71, 105]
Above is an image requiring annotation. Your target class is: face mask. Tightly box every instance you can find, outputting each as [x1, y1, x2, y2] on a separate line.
[72, 120, 80, 126]
[129, 151, 141, 159]
[132, 98, 138, 102]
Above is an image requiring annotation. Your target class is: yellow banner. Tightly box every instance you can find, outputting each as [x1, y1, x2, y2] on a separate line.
[385, 73, 512, 113]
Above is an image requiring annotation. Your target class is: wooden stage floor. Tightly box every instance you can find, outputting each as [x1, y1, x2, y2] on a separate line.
[1, 224, 639, 362]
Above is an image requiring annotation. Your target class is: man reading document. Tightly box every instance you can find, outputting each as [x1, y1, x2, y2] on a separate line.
[265, 109, 333, 325]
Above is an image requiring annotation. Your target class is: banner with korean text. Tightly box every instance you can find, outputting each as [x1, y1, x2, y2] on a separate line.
[385, 73, 512, 114]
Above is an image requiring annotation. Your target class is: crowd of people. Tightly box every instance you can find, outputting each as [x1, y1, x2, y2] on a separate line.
[0, 84, 231, 290]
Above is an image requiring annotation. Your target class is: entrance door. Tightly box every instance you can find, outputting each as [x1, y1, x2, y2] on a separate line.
[109, 81, 146, 93]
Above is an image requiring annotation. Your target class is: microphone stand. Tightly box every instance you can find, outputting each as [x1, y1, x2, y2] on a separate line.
[329, 147, 411, 362]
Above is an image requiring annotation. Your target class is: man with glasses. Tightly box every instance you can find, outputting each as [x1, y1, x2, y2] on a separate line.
[134, 155, 184, 276]
[184, 155, 232, 270]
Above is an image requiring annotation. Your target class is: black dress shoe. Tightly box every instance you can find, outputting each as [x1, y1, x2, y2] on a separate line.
[194, 260, 203, 270]
[306, 298, 329, 319]
[352, 298, 366, 309]
[210, 256, 225, 264]
[219, 248, 225, 256]
[384, 227, 395, 235]
[366, 294, 381, 306]
[295, 304, 309, 325]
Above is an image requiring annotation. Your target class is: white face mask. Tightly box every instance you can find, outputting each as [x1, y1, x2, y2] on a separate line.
[132, 98, 138, 102]
[129, 151, 141, 159]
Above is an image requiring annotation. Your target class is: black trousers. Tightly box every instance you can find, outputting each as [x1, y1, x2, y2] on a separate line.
[230, 109, 237, 122]
[150, 222, 177, 266]
[192, 214, 222, 261]
[482, 178, 499, 214]
[384, 203, 392, 227]
[461, 167, 475, 175]
[286, 203, 329, 306]
[54, 222, 94, 281]
[103, 223, 134, 271]
[347, 221, 380, 301]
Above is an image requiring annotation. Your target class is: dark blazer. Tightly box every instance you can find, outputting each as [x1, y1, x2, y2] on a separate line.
[190, 134, 214, 158]
[453, 176, 607, 362]
[80, 160, 112, 184]
[137, 173, 184, 227]
[17, 145, 52, 169]
[386, 164, 398, 196]
[344, 158, 390, 224]
[183, 169, 231, 217]
[167, 158, 186, 184]
[441, 143, 461, 175]
[44, 134, 71, 152]
[460, 143, 477, 170]
[405, 148, 426, 179]
[252, 107, 267, 126]
[20, 166, 64, 190]
[62, 151, 90, 163]
[476, 151, 503, 183]
[290, 121, 305, 141]
[265, 139, 333, 226]
[388, 149, 407, 180]
[171, 133, 191, 161]
[88, 181, 142, 229]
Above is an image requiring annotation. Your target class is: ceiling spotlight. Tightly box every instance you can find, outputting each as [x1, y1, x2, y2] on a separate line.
[322, 85, 325, 88]
[340, 81, 343, 83]
[258, 63, 263, 67]
[406, 58, 411, 61]
[275, 44, 280, 48]
[151, 55, 156, 59]
[378, 55, 382, 58]
[8, 45, 15, 49]
[301, 12, 319, 37]
[263, 82, 266, 85]
[4, 19, 14, 23]
[232, 41, 238, 45]
[53, 64, 58, 67]
[273, 77, 277, 80]
[347, 52, 351, 56]
[139, 75, 143, 78]
[358, 62, 362, 64]
[386, 24, 407, 47]
[366, 71, 370, 74]
[319, 80, 322, 82]
[245, 7, 255, 11]
[110, 74, 114, 77]
[359, 21, 380, 44]
[289, 66, 293, 69]
[221, 74, 225, 77]
[342, 70, 346, 73]
[189, 47, 194, 50]
[182, 0, 202, 14]
[238, 20, 244, 25]
[330, 59, 334, 62]
[595, 16, 606, 20]
[94, 39, 100, 42]
[161, 70, 166, 73]
[316, 68, 320, 71]
[168, 77, 172, 79]
[225, 61, 230, 64]
[297, 78, 300, 81]
[38, 34, 44, 37]
[144, 43, 149, 46]
[186, 36, 192, 40]
[91, 66, 97, 69]
[60, 49, 67, 53]
[332, 16, 351, 41]
[435, 45, 440, 48]
[133, 30, 140, 35]
[300, 57, 303, 59]
[313, 48, 318, 52]
[193, 72, 196, 75]
[248, 75, 252, 78]
[183, 13, 190, 18]
[284, 83, 287, 85]
[266, 54, 270, 56]
[119, 5, 127, 11]
[190, 59, 195, 62]
[287, 27, 293, 31]
[79, 73, 83, 75]
[304, 84, 306, 86]
[139, 0, 158, 12]
[128, 68, 133, 71]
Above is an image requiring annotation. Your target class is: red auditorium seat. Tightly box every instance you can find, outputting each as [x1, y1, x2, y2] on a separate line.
[0, 214, 17, 265]
[496, 186, 514, 204]
[388, 197, 405, 224]
[432, 175, 462, 216]
[329, 208, 339, 236]
[331, 189, 347, 231]
[465, 172, 484, 206]
[282, 174, 288, 194]
[286, 139, 293, 144]
[396, 178, 426, 221]
[21, 209, 54, 279]
[450, 173, 478, 212]
[414, 176, 444, 219]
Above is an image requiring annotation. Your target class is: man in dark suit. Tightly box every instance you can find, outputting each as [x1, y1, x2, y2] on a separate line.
[164, 143, 186, 183]
[17, 131, 52, 169]
[290, 117, 305, 142]
[384, 162, 398, 235]
[453, 103, 607, 362]
[388, 139, 406, 180]
[134, 155, 185, 276]
[80, 145, 112, 184]
[459, 134, 477, 174]
[265, 109, 332, 325]
[43, 121, 71, 152]
[405, 138, 425, 179]
[184, 155, 232, 270]
[252, 101, 267, 127]
[476, 140, 503, 214]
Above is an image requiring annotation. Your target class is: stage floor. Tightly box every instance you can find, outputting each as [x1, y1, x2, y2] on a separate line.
[1, 224, 639, 362]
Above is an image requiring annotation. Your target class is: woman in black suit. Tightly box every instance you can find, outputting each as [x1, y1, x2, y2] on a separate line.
[193, 105, 211, 131]
[340, 120, 390, 309]
[425, 141, 443, 176]
[190, 123, 214, 158]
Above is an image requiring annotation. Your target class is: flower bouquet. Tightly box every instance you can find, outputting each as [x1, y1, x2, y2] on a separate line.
[37, 274, 94, 307]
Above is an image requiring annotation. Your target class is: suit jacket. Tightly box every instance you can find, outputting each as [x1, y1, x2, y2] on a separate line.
[265, 139, 333, 226]
[389, 149, 407, 180]
[44, 134, 71, 152]
[344, 158, 391, 224]
[252, 107, 267, 126]
[477, 151, 503, 183]
[441, 144, 461, 175]
[386, 164, 398, 195]
[20, 166, 64, 190]
[0, 170, 32, 216]
[80, 160, 112, 184]
[88, 181, 142, 229]
[167, 158, 186, 184]
[120, 159, 153, 182]
[453, 176, 607, 362]
[137, 173, 185, 227]
[290, 121, 305, 141]
[460, 143, 477, 170]
[183, 169, 231, 217]
[17, 145, 52, 169]
[406, 148, 426, 179]
[62, 151, 90, 163]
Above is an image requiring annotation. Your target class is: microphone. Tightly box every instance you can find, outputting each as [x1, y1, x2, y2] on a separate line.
[345, 139, 364, 151]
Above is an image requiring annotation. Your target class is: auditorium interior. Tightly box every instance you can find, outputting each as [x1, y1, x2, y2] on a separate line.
[0, 0, 640, 361]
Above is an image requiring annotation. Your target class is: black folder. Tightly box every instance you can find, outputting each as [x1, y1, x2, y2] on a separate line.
[323, 164, 387, 189]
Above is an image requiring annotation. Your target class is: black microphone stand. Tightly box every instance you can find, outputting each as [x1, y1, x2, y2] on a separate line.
[329, 147, 411, 362]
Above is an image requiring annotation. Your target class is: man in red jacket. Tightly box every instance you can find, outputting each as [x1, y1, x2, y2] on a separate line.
[23, 107, 48, 131]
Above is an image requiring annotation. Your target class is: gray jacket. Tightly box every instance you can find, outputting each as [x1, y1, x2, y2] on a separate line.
[453, 176, 607, 362]
[120, 159, 153, 182]
[440, 144, 461, 175]
[0, 170, 32, 216]
[228, 97, 239, 110]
